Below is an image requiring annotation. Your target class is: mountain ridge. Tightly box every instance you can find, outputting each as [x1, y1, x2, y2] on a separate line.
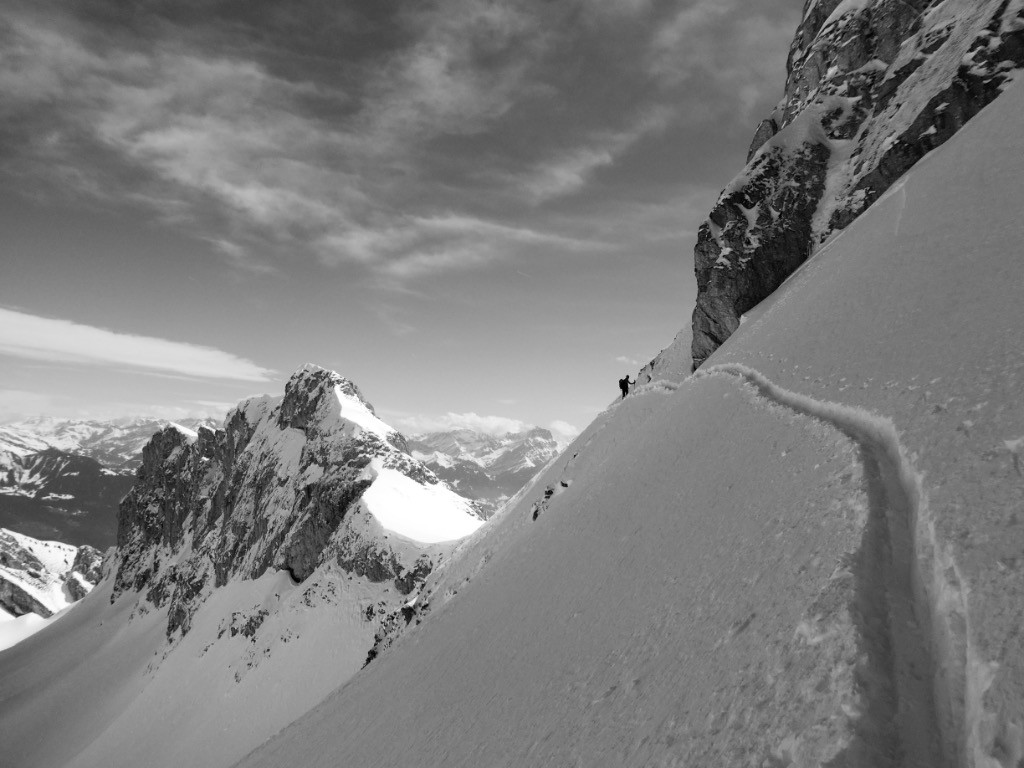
[687, 0, 1024, 368]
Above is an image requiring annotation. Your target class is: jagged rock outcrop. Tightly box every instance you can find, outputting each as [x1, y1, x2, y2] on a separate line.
[0, 528, 102, 617]
[691, 0, 1024, 367]
[114, 364, 483, 639]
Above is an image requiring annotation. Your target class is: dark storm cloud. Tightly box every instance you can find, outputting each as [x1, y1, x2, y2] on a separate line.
[0, 0, 798, 277]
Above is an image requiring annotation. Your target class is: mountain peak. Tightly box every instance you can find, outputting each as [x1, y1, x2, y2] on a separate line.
[276, 364, 400, 446]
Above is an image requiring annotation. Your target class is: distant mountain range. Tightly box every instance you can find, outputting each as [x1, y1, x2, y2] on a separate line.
[407, 427, 566, 517]
[0, 416, 563, 547]
[0, 418, 215, 548]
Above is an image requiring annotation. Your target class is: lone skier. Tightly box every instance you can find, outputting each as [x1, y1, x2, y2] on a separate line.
[618, 375, 635, 399]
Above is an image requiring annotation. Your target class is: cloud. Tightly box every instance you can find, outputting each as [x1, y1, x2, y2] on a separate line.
[645, 0, 797, 123]
[615, 355, 641, 367]
[0, 4, 565, 278]
[0, 391, 232, 423]
[391, 411, 530, 437]
[0, 0, 797, 281]
[548, 419, 579, 438]
[516, 107, 674, 203]
[0, 389, 59, 422]
[190, 400, 239, 415]
[0, 307, 274, 382]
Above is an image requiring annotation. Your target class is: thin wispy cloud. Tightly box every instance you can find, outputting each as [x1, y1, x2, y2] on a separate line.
[389, 411, 530, 437]
[0, 308, 273, 382]
[517, 107, 675, 203]
[0, 0, 795, 282]
[548, 420, 580, 438]
[0, 389, 58, 422]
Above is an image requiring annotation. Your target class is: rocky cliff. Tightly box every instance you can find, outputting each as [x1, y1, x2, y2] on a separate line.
[0, 418, 214, 548]
[114, 364, 483, 640]
[0, 529, 102, 618]
[690, 0, 1024, 367]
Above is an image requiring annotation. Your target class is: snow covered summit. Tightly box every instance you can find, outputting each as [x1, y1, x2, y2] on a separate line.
[0, 364, 484, 768]
[114, 363, 483, 636]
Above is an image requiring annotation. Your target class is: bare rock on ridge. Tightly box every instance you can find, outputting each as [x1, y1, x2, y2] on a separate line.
[691, 0, 1024, 367]
[114, 364, 482, 640]
[0, 529, 103, 617]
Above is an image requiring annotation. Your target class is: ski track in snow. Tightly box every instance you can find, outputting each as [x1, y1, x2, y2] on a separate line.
[700, 363, 1000, 768]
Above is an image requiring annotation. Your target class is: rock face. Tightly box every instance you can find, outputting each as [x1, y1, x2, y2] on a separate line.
[114, 364, 483, 639]
[691, 0, 1024, 367]
[0, 418, 214, 548]
[0, 528, 102, 617]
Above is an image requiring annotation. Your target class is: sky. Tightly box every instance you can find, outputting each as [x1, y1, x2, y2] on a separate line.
[0, 0, 799, 438]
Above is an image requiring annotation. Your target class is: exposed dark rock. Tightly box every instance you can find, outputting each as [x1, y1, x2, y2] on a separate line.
[747, 117, 778, 160]
[0, 577, 51, 617]
[113, 365, 472, 642]
[0, 529, 104, 616]
[71, 545, 103, 584]
[691, 0, 1024, 367]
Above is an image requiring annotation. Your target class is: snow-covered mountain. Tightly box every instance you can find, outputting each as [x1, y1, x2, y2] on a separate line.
[0, 365, 484, 768]
[690, 0, 1024, 367]
[0, 450, 135, 549]
[407, 427, 564, 516]
[0, 418, 215, 548]
[0, 529, 102, 651]
[3, 4, 1024, 768]
[112, 365, 482, 640]
[0, 417, 216, 471]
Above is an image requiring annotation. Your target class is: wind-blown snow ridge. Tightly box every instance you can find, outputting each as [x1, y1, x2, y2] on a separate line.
[629, 379, 681, 398]
[702, 362, 1000, 768]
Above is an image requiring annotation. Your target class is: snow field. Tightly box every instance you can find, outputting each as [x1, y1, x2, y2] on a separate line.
[0, 611, 56, 652]
[238, 369, 880, 767]
[361, 460, 483, 544]
[334, 386, 395, 441]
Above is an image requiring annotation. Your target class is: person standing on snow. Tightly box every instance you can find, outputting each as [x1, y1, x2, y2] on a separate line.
[618, 375, 635, 398]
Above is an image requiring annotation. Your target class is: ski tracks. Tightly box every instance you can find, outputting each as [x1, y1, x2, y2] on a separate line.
[699, 363, 993, 768]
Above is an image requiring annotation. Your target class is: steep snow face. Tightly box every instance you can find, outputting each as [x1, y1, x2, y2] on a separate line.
[361, 460, 482, 544]
[689, 0, 1024, 367]
[235, 77, 1024, 768]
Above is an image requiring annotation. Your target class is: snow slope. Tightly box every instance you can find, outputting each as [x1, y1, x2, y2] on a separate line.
[0, 610, 58, 653]
[235, 75, 1024, 768]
